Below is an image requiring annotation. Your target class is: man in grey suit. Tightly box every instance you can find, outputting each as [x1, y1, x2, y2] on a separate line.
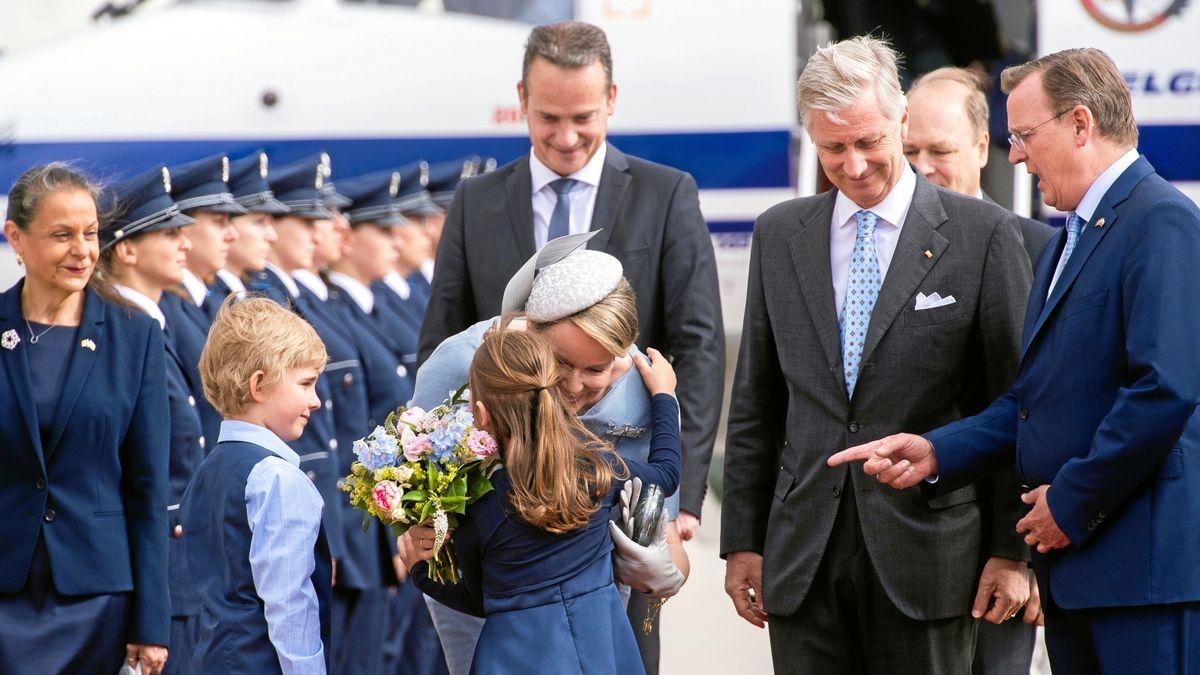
[721, 36, 1033, 673]
[905, 65, 1055, 675]
[417, 20, 724, 673]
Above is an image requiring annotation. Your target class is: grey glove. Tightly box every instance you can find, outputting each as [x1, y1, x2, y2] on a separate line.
[609, 479, 685, 598]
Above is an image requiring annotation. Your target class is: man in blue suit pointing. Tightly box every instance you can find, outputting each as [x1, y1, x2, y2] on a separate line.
[831, 47, 1200, 672]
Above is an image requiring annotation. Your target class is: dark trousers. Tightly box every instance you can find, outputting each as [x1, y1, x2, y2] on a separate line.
[971, 617, 1035, 675]
[1043, 590, 1200, 674]
[332, 586, 386, 675]
[767, 480, 975, 674]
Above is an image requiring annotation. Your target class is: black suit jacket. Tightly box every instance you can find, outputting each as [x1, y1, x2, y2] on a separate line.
[419, 144, 724, 514]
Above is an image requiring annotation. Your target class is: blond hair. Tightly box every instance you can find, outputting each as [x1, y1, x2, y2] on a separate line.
[909, 66, 990, 137]
[1001, 48, 1138, 147]
[200, 297, 328, 416]
[530, 278, 638, 357]
[797, 35, 906, 127]
[469, 330, 626, 534]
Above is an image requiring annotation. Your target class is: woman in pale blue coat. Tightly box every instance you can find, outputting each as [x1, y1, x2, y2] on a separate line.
[410, 233, 688, 675]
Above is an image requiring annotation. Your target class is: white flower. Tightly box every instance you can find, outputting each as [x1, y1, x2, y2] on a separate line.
[1, 330, 18, 351]
[395, 464, 415, 484]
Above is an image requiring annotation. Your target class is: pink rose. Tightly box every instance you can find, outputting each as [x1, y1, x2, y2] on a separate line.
[403, 434, 432, 462]
[467, 429, 497, 458]
[372, 480, 401, 513]
[398, 407, 426, 428]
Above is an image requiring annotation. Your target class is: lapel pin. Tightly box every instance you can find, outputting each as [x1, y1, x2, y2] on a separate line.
[80, 339, 96, 351]
[923, 249, 933, 258]
[1, 329, 18, 350]
[1094, 218, 1105, 229]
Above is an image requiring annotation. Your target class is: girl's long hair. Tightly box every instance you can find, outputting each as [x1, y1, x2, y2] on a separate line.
[469, 329, 627, 534]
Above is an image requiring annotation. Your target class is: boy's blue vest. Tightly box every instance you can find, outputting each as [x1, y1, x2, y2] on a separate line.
[182, 440, 331, 673]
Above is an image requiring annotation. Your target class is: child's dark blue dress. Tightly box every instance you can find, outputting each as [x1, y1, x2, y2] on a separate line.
[414, 393, 681, 675]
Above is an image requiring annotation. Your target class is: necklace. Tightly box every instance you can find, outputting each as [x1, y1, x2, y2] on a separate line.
[25, 319, 56, 344]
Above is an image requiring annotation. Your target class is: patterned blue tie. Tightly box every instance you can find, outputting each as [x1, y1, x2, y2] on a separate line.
[841, 210, 881, 396]
[1048, 212, 1084, 295]
[547, 178, 577, 242]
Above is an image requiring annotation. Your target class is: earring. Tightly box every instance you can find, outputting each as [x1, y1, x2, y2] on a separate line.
[15, 254, 22, 267]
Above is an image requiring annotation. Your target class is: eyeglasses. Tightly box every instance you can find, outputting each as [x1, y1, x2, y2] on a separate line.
[1008, 109, 1070, 152]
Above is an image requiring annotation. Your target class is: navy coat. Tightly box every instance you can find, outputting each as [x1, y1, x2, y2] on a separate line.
[929, 157, 1200, 609]
[160, 290, 223, 455]
[0, 283, 170, 645]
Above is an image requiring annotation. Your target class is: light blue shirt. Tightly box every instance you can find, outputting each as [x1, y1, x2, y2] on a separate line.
[220, 420, 327, 675]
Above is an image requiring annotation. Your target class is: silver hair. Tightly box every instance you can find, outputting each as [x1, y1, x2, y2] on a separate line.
[796, 36, 906, 126]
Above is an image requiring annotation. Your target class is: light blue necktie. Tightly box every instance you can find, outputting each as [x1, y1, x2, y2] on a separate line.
[840, 210, 881, 396]
[547, 178, 576, 242]
[1048, 212, 1084, 296]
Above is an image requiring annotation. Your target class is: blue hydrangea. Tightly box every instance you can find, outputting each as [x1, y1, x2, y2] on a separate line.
[428, 424, 458, 463]
[354, 426, 399, 471]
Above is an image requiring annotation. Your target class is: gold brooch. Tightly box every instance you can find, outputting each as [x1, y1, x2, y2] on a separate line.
[80, 339, 96, 351]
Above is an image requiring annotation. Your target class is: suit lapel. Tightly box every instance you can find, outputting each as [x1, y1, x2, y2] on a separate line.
[0, 281, 45, 466]
[1020, 228, 1064, 351]
[859, 178, 948, 368]
[588, 145, 631, 253]
[46, 288, 105, 458]
[504, 157, 536, 261]
[787, 192, 844, 391]
[1023, 157, 1153, 353]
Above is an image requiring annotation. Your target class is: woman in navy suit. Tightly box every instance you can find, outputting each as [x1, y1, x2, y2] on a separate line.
[0, 164, 171, 674]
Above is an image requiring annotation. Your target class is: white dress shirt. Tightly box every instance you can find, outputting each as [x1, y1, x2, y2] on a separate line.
[327, 271, 375, 314]
[264, 262, 301, 299]
[216, 269, 248, 294]
[292, 269, 329, 301]
[114, 284, 167, 330]
[382, 270, 411, 300]
[181, 269, 208, 307]
[530, 142, 607, 250]
[219, 420, 327, 675]
[830, 165, 917, 319]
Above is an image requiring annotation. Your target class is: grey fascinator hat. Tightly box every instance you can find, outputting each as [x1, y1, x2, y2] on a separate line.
[501, 230, 624, 322]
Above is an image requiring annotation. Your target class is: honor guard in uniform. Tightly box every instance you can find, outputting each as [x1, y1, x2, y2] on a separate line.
[265, 156, 398, 674]
[336, 169, 451, 674]
[418, 156, 479, 275]
[383, 160, 439, 318]
[219, 151, 289, 305]
[98, 166, 203, 674]
[159, 154, 247, 454]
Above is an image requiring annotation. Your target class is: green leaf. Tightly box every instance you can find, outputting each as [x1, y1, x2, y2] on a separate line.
[361, 511, 372, 532]
[402, 490, 428, 502]
[470, 476, 494, 496]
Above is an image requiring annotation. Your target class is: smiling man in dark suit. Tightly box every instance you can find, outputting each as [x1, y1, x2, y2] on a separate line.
[417, 20, 723, 674]
[721, 36, 1033, 673]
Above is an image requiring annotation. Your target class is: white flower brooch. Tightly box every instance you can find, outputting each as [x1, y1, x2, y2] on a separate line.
[1, 329, 19, 350]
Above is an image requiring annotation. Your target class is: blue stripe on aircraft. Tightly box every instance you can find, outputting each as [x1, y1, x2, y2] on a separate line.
[1138, 125, 1200, 182]
[0, 129, 793, 193]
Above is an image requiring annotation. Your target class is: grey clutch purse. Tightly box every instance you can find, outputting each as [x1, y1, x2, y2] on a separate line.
[630, 483, 666, 546]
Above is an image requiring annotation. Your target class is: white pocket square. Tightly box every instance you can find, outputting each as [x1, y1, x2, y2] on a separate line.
[915, 292, 957, 311]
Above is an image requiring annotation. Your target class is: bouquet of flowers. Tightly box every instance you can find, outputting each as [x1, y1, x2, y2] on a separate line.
[342, 386, 499, 583]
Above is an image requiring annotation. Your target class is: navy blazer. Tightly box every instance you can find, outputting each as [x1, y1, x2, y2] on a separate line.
[928, 157, 1200, 609]
[160, 290, 223, 455]
[0, 282, 171, 644]
[370, 280, 422, 391]
[164, 329, 205, 617]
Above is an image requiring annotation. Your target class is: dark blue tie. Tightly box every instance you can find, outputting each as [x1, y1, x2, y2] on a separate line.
[547, 178, 577, 242]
